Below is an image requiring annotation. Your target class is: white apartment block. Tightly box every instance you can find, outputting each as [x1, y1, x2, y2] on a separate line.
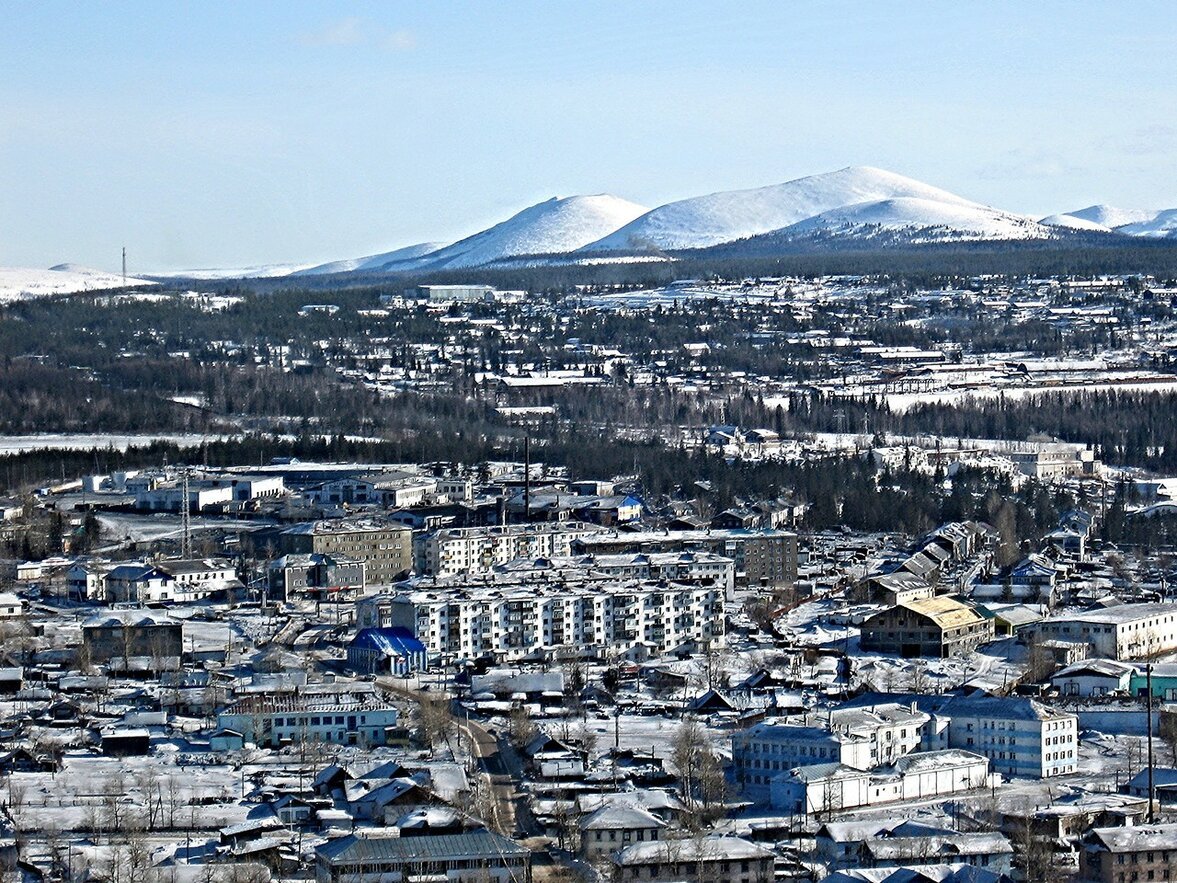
[942, 695, 1077, 778]
[415, 522, 603, 577]
[363, 581, 725, 661]
[1032, 603, 1177, 660]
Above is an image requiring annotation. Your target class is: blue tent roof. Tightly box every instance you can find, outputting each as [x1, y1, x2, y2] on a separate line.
[351, 627, 426, 658]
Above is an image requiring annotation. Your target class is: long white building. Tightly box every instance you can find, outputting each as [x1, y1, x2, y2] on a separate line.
[1032, 603, 1177, 660]
[361, 580, 725, 662]
[414, 522, 603, 578]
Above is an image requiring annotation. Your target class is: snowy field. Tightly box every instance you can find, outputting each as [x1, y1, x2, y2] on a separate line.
[0, 266, 155, 302]
[0, 433, 237, 455]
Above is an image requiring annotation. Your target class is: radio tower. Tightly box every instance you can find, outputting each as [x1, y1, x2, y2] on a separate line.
[122, 246, 127, 288]
[180, 467, 192, 559]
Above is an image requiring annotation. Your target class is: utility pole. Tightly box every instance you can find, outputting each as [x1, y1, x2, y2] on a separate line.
[523, 434, 531, 523]
[1147, 662, 1156, 823]
[180, 467, 192, 559]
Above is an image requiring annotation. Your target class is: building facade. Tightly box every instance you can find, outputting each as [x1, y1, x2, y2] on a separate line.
[860, 596, 994, 658]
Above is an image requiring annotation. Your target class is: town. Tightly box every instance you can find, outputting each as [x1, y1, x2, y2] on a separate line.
[2, 268, 1177, 883]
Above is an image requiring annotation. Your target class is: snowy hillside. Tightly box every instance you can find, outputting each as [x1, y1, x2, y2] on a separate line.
[413, 194, 648, 270]
[296, 242, 448, 275]
[0, 265, 155, 303]
[583, 166, 998, 252]
[1061, 205, 1160, 230]
[1117, 208, 1177, 238]
[779, 197, 1053, 242]
[1039, 213, 1111, 233]
[146, 263, 321, 280]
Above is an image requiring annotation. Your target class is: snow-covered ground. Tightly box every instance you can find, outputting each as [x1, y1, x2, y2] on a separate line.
[0, 432, 236, 455]
[0, 265, 155, 302]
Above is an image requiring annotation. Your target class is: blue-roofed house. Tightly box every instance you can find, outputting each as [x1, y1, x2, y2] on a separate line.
[348, 628, 428, 676]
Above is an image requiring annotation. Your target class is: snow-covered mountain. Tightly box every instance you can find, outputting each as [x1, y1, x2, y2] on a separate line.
[0, 265, 155, 303]
[1058, 205, 1160, 230]
[1117, 208, 1177, 238]
[779, 196, 1053, 242]
[1039, 213, 1111, 233]
[1039, 204, 1177, 239]
[296, 242, 448, 276]
[582, 166, 1010, 252]
[412, 194, 648, 270]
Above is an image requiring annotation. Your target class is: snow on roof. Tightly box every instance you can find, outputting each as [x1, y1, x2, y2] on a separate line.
[580, 803, 667, 830]
[616, 835, 773, 865]
[1044, 602, 1177, 626]
[1089, 824, 1177, 852]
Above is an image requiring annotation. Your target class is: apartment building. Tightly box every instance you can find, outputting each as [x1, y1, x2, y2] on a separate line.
[731, 702, 934, 803]
[575, 528, 798, 588]
[415, 522, 602, 578]
[1032, 603, 1177, 660]
[277, 520, 413, 587]
[941, 695, 1078, 778]
[1080, 824, 1177, 883]
[363, 580, 725, 662]
[90, 558, 239, 604]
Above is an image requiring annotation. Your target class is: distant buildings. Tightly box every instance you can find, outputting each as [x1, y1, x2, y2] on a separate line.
[576, 528, 798, 588]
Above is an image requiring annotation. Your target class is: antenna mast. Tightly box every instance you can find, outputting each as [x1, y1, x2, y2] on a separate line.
[122, 246, 127, 288]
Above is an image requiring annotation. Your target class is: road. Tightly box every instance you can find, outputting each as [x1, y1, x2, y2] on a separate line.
[376, 678, 529, 838]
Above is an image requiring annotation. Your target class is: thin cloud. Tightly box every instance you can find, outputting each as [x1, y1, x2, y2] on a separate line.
[300, 16, 367, 47]
[299, 17, 416, 51]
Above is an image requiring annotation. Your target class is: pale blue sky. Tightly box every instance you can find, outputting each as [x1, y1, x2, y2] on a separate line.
[2, 2, 1175, 271]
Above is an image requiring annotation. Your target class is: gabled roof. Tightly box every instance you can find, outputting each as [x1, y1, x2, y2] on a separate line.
[580, 804, 667, 831]
[317, 829, 528, 864]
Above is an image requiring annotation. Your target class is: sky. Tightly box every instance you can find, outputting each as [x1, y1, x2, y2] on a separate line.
[2, 1, 1176, 271]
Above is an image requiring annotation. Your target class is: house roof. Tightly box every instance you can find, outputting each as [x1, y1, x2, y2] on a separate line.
[897, 596, 986, 629]
[317, 829, 528, 865]
[1087, 825, 1177, 853]
[350, 627, 426, 658]
[580, 804, 667, 831]
[616, 835, 773, 865]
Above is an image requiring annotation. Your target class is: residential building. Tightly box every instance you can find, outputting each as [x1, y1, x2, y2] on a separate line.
[575, 528, 798, 588]
[268, 553, 365, 601]
[367, 580, 725, 662]
[859, 596, 994, 658]
[315, 828, 530, 883]
[612, 835, 775, 883]
[218, 694, 401, 748]
[277, 520, 413, 587]
[1080, 824, 1177, 883]
[772, 749, 991, 815]
[416, 522, 602, 578]
[1032, 603, 1177, 660]
[732, 702, 935, 804]
[579, 804, 667, 859]
[941, 694, 1078, 778]
[0, 593, 24, 618]
[81, 611, 182, 672]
